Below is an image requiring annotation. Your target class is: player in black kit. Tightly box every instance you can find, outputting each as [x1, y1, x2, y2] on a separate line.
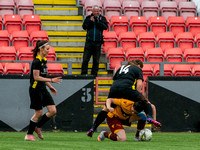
[87, 59, 161, 138]
[25, 40, 62, 141]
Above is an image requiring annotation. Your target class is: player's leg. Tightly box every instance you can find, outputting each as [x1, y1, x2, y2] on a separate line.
[25, 109, 43, 141]
[87, 106, 108, 137]
[81, 42, 92, 75]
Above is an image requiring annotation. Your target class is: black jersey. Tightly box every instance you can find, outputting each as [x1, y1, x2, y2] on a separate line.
[111, 65, 143, 90]
[30, 55, 48, 89]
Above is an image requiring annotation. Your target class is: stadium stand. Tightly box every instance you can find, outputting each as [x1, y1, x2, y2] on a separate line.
[47, 63, 64, 75]
[142, 64, 154, 81]
[0, 63, 4, 74]
[84, 0, 102, 16]
[176, 32, 194, 52]
[145, 47, 164, 62]
[17, 47, 33, 61]
[102, 31, 117, 53]
[4, 63, 24, 75]
[186, 17, 200, 37]
[138, 32, 156, 51]
[141, 1, 159, 20]
[195, 33, 200, 48]
[30, 31, 49, 46]
[192, 64, 200, 76]
[103, 0, 121, 20]
[173, 64, 193, 76]
[184, 48, 200, 62]
[154, 64, 173, 76]
[179, 1, 196, 20]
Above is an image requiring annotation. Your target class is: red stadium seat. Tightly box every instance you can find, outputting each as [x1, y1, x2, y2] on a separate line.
[155, 0, 168, 6]
[107, 48, 126, 70]
[16, 0, 34, 18]
[17, 47, 33, 61]
[154, 64, 173, 76]
[118, 32, 137, 52]
[179, 2, 196, 20]
[142, 64, 154, 82]
[23, 15, 41, 35]
[0, 63, 4, 74]
[173, 64, 192, 76]
[186, 17, 200, 37]
[148, 16, 167, 36]
[126, 47, 144, 61]
[0, 30, 10, 47]
[145, 48, 164, 62]
[192, 65, 200, 76]
[11, 31, 29, 51]
[0, 0, 15, 18]
[174, 0, 187, 5]
[22, 63, 30, 74]
[138, 32, 156, 51]
[104, 0, 121, 20]
[4, 15, 22, 34]
[102, 31, 118, 53]
[0, 46, 16, 61]
[122, 1, 140, 20]
[46, 47, 56, 61]
[84, 0, 102, 16]
[0, 16, 2, 30]
[160, 1, 177, 20]
[195, 33, 200, 48]
[165, 48, 183, 62]
[47, 63, 64, 75]
[110, 16, 129, 36]
[129, 16, 148, 37]
[30, 31, 49, 47]
[4, 63, 24, 75]
[184, 48, 200, 62]
[167, 16, 185, 36]
[141, 1, 159, 20]
[176, 32, 194, 52]
[157, 32, 175, 51]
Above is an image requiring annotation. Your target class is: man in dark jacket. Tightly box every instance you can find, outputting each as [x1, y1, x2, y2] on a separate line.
[81, 5, 108, 77]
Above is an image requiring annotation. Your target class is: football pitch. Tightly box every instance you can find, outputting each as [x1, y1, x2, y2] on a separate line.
[0, 131, 200, 150]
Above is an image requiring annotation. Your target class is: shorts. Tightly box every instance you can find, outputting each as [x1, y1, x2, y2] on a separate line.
[106, 116, 124, 134]
[108, 87, 144, 102]
[29, 87, 55, 110]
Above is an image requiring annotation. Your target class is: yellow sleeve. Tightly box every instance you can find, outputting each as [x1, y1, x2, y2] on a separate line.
[113, 98, 122, 106]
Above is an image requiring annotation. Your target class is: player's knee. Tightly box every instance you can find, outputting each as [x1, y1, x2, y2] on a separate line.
[118, 136, 127, 141]
[49, 109, 57, 116]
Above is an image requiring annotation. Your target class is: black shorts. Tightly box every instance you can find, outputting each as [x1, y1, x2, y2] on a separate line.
[29, 87, 55, 110]
[108, 87, 144, 102]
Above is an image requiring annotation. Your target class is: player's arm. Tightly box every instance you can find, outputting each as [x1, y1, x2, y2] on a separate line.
[136, 79, 143, 93]
[106, 98, 115, 112]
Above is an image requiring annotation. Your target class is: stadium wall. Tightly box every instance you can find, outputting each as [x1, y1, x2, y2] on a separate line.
[148, 77, 200, 132]
[0, 75, 94, 132]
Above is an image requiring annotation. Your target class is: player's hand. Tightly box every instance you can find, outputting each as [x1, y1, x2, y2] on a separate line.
[51, 77, 62, 84]
[107, 107, 114, 113]
[49, 87, 57, 95]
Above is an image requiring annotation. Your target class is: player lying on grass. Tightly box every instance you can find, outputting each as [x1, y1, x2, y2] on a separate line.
[97, 97, 148, 141]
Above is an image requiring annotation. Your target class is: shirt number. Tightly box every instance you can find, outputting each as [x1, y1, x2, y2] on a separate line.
[119, 65, 130, 74]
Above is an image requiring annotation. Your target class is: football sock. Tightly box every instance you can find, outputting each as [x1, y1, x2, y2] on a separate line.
[104, 132, 118, 141]
[27, 120, 38, 134]
[144, 103, 153, 119]
[136, 120, 146, 137]
[91, 110, 108, 131]
[37, 114, 50, 128]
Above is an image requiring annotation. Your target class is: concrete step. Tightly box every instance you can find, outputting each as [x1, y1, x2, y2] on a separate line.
[42, 23, 83, 31]
[33, 0, 76, 5]
[40, 15, 83, 21]
[47, 31, 86, 37]
[61, 63, 106, 69]
[35, 7, 78, 16]
[64, 70, 109, 75]
[50, 38, 85, 47]
[54, 47, 84, 53]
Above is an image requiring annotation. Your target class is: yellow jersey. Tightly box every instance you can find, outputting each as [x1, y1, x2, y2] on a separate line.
[107, 99, 134, 120]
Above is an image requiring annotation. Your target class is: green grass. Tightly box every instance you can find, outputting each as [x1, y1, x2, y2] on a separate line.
[0, 131, 200, 150]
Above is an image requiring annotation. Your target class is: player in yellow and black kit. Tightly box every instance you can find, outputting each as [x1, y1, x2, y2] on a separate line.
[25, 40, 62, 141]
[97, 98, 147, 141]
[87, 59, 161, 137]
